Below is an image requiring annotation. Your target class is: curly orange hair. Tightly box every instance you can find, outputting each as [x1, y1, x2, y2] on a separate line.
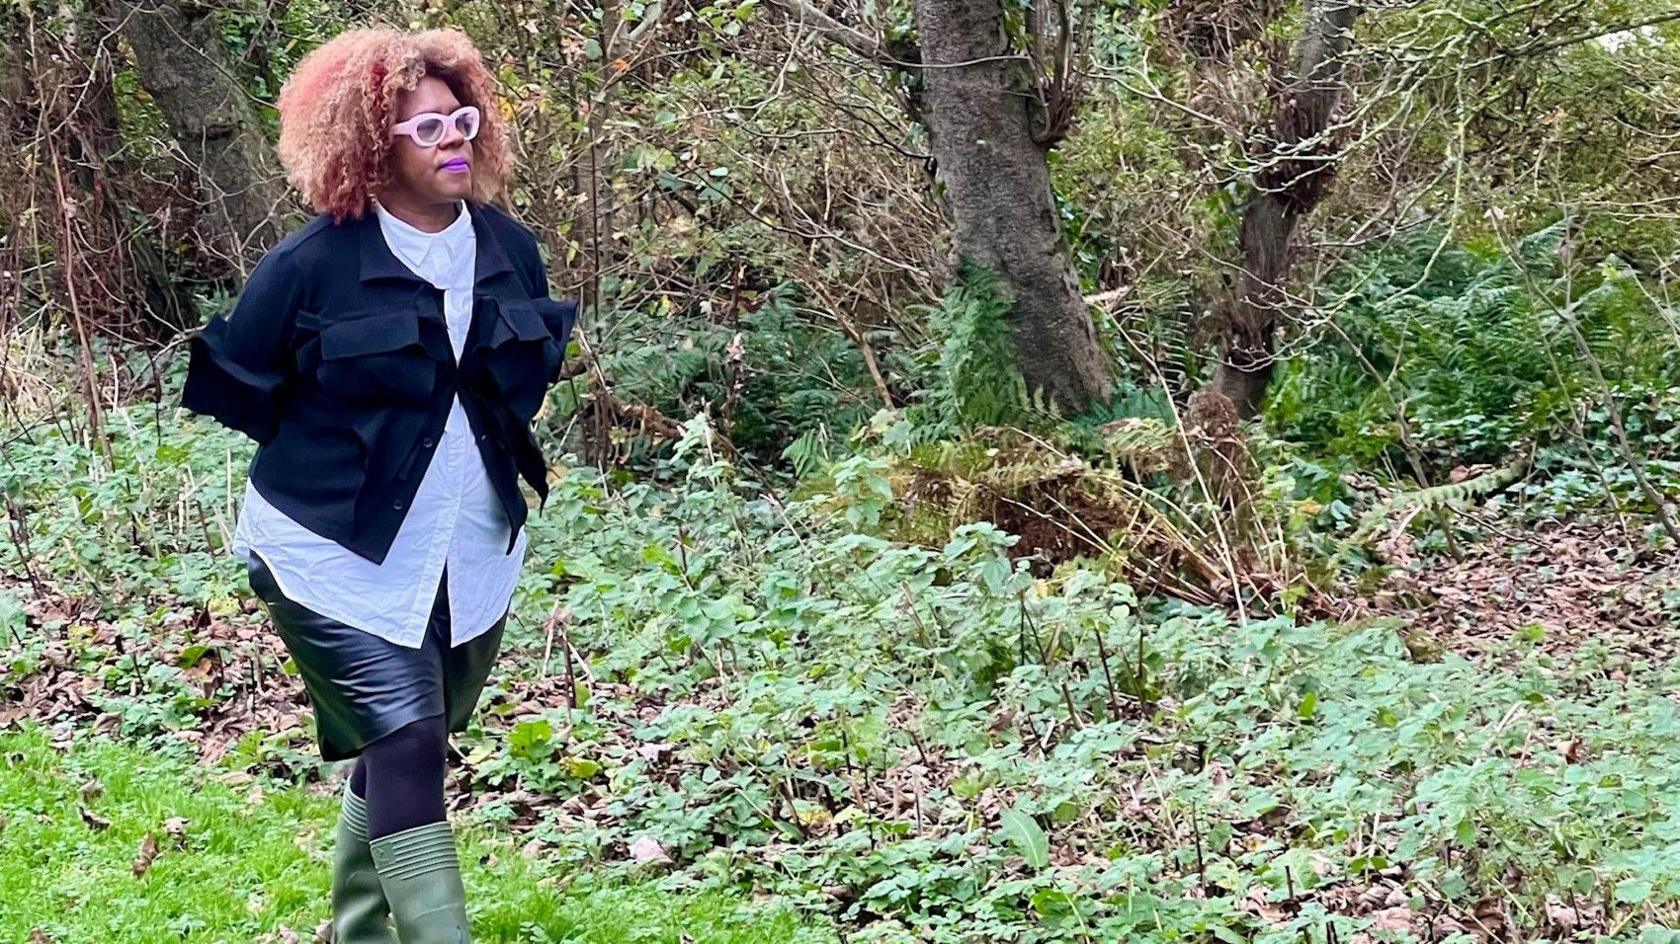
[276, 28, 511, 221]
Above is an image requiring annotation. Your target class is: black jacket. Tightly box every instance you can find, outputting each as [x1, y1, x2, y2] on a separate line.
[182, 203, 577, 565]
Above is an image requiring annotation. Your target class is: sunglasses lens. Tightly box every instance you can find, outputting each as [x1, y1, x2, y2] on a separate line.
[414, 117, 447, 145]
[456, 109, 480, 141]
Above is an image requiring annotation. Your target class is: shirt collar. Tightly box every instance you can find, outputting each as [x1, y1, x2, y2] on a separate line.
[355, 201, 514, 286]
[373, 201, 473, 283]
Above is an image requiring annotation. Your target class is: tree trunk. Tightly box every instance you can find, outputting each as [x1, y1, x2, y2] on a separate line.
[912, 0, 1112, 413]
[1212, 0, 1359, 418]
[114, 0, 290, 274]
[1215, 188, 1298, 418]
[570, 0, 623, 325]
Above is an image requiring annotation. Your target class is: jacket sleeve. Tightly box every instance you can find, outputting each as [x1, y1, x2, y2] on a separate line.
[532, 290, 578, 387]
[181, 250, 305, 444]
[535, 293, 578, 353]
[513, 222, 578, 352]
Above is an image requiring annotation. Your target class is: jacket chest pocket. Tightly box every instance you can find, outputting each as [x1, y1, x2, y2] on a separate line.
[477, 298, 561, 418]
[313, 310, 438, 405]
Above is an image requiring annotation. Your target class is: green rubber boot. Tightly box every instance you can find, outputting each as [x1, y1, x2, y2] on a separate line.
[370, 821, 471, 944]
[333, 788, 395, 943]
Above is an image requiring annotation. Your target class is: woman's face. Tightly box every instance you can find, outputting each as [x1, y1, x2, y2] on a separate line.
[386, 75, 475, 206]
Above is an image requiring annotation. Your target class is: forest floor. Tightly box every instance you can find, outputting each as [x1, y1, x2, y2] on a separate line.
[12, 510, 1673, 768]
[7, 506, 1678, 943]
[6, 407, 1680, 943]
[1345, 516, 1680, 665]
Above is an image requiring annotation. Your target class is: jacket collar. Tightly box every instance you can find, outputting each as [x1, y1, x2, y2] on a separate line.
[357, 200, 514, 286]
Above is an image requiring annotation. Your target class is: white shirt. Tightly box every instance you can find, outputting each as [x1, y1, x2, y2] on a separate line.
[234, 202, 527, 649]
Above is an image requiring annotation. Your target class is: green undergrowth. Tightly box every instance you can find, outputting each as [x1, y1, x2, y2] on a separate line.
[1269, 224, 1680, 516]
[513, 436, 1680, 941]
[7, 408, 1680, 941]
[0, 725, 832, 944]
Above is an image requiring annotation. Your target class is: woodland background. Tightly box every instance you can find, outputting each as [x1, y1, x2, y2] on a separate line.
[4, 0, 1680, 942]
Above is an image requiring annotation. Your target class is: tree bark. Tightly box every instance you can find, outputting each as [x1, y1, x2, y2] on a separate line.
[114, 0, 291, 274]
[1215, 180, 1299, 419]
[1212, 0, 1359, 418]
[912, 0, 1112, 413]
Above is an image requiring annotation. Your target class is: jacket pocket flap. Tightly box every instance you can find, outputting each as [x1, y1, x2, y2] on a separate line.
[532, 297, 577, 346]
[496, 299, 552, 342]
[319, 311, 422, 359]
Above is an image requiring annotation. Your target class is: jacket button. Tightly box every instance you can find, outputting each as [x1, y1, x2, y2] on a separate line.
[393, 498, 405, 511]
[421, 437, 435, 448]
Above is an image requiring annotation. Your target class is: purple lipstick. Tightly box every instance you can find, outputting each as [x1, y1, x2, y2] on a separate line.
[440, 158, 471, 174]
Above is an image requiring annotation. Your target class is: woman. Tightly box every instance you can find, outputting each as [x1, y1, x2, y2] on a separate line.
[182, 28, 575, 944]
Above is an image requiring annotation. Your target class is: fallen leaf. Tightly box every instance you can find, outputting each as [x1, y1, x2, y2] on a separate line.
[79, 779, 103, 802]
[629, 835, 670, 864]
[1370, 906, 1412, 931]
[1471, 897, 1508, 937]
[1544, 895, 1579, 930]
[1239, 883, 1290, 926]
[79, 806, 111, 831]
[1561, 738, 1584, 764]
[30, 929, 52, 944]
[132, 833, 160, 876]
[1429, 914, 1467, 936]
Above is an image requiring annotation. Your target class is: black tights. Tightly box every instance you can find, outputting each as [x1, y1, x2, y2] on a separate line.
[348, 715, 448, 840]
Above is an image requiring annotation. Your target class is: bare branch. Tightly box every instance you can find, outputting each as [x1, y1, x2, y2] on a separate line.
[764, 0, 888, 62]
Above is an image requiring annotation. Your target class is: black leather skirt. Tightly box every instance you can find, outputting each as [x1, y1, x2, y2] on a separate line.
[246, 554, 505, 761]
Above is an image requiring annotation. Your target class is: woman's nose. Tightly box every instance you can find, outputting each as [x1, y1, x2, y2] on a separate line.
[437, 120, 466, 149]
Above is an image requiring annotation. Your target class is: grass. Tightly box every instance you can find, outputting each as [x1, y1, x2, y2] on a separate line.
[0, 726, 835, 944]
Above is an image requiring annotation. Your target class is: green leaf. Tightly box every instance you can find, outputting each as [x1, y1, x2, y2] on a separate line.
[0, 590, 22, 639]
[1000, 808, 1050, 870]
[565, 756, 603, 779]
[508, 719, 554, 760]
[175, 644, 215, 668]
[1209, 925, 1246, 944]
[1030, 886, 1074, 917]
[1616, 878, 1653, 905]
